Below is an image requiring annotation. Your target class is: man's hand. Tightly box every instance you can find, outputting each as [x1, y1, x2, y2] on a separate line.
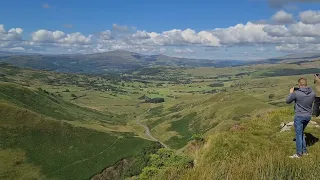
[290, 87, 294, 94]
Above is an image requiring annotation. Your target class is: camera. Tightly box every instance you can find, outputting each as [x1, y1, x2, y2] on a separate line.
[294, 87, 299, 91]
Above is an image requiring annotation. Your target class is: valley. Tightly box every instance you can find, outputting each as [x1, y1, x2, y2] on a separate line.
[1, 52, 320, 180]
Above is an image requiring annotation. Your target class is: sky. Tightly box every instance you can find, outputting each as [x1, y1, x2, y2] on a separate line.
[1, 0, 320, 60]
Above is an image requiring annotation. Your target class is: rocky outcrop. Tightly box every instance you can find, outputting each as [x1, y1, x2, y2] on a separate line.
[280, 121, 320, 132]
[90, 159, 133, 180]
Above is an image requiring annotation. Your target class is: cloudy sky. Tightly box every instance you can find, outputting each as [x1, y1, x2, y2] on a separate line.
[1, 0, 320, 60]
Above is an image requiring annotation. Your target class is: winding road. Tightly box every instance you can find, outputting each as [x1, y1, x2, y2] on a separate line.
[135, 108, 168, 148]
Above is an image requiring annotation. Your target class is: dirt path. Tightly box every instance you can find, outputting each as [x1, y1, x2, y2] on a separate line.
[135, 108, 168, 148]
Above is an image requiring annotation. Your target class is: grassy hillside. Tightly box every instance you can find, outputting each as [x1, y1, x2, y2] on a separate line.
[0, 83, 123, 124]
[0, 102, 156, 180]
[148, 107, 320, 180]
[142, 92, 272, 149]
[0, 82, 159, 180]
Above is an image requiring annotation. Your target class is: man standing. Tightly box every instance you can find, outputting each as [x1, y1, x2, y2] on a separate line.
[313, 73, 320, 117]
[286, 77, 315, 158]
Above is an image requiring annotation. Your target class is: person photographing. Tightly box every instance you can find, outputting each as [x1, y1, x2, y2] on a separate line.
[313, 73, 320, 117]
[286, 77, 315, 158]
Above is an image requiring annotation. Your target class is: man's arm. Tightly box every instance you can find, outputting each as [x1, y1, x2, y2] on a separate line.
[286, 88, 296, 104]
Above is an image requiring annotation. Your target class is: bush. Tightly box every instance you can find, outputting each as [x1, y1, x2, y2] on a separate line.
[139, 148, 193, 179]
[191, 134, 204, 142]
[269, 94, 275, 99]
[156, 83, 163, 87]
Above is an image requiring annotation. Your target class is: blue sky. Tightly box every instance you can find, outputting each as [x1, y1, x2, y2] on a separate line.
[1, 0, 320, 60]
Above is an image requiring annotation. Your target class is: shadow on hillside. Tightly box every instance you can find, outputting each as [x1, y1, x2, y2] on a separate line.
[293, 133, 319, 147]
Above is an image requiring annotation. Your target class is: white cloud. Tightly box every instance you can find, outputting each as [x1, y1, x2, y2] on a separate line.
[212, 22, 270, 45]
[98, 30, 112, 41]
[300, 10, 320, 24]
[289, 22, 320, 36]
[31, 30, 91, 44]
[60, 32, 92, 44]
[132, 30, 150, 39]
[272, 10, 295, 24]
[198, 31, 220, 46]
[112, 24, 128, 32]
[149, 29, 220, 46]
[10, 47, 25, 52]
[32, 30, 65, 42]
[0, 24, 23, 41]
[263, 25, 289, 37]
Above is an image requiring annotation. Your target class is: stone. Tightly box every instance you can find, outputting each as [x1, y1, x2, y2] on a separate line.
[287, 121, 294, 126]
[280, 122, 286, 129]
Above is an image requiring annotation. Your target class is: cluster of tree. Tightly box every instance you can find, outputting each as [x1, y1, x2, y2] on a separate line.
[145, 98, 165, 103]
[138, 95, 165, 103]
[208, 83, 224, 87]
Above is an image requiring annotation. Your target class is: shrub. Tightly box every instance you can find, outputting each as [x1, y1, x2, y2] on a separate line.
[269, 94, 275, 99]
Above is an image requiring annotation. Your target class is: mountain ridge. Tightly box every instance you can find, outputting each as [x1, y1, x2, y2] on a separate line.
[1, 50, 320, 74]
[0, 50, 245, 74]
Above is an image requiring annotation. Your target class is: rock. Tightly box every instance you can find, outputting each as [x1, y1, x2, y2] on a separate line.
[91, 159, 132, 180]
[280, 121, 294, 132]
[287, 121, 294, 126]
[280, 126, 292, 132]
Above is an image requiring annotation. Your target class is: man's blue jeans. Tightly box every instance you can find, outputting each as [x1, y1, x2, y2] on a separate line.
[294, 116, 311, 155]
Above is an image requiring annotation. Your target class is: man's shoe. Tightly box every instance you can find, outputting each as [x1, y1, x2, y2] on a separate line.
[289, 154, 302, 158]
[303, 152, 309, 156]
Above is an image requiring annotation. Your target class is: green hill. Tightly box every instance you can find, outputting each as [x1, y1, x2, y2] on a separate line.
[0, 83, 159, 180]
[142, 92, 272, 149]
[0, 82, 122, 124]
[149, 108, 320, 180]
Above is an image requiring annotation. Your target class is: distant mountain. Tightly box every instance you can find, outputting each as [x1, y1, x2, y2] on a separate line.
[0, 50, 245, 74]
[0, 51, 37, 57]
[252, 53, 320, 65]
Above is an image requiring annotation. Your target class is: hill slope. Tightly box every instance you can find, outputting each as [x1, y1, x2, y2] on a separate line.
[142, 92, 272, 149]
[0, 83, 121, 124]
[0, 83, 159, 180]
